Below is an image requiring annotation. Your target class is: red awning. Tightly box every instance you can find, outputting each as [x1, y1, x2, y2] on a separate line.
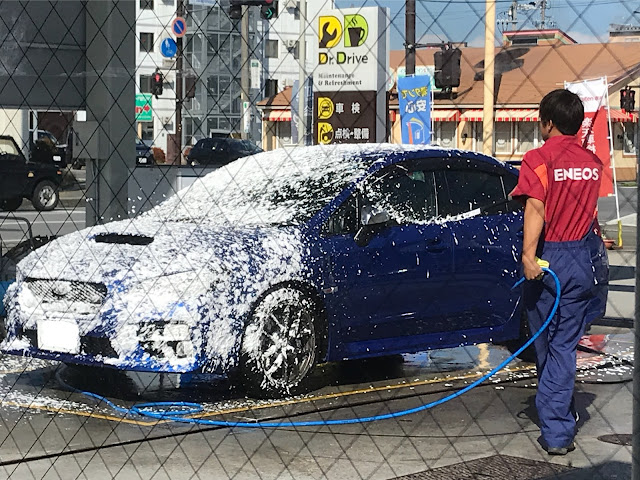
[265, 110, 291, 122]
[461, 109, 540, 122]
[431, 109, 460, 121]
[608, 109, 636, 122]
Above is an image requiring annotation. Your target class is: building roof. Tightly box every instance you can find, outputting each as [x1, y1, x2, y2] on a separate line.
[390, 42, 640, 107]
[259, 42, 640, 110]
[257, 86, 292, 108]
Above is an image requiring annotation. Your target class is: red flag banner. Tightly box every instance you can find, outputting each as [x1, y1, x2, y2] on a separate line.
[564, 78, 613, 197]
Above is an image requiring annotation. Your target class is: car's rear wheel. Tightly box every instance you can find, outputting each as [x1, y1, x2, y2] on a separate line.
[240, 287, 323, 398]
[32, 180, 59, 211]
[0, 197, 22, 212]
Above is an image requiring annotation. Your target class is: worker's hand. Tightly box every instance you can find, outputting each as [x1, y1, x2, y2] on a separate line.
[523, 256, 544, 281]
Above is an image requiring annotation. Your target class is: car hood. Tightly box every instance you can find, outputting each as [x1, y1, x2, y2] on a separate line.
[17, 217, 308, 289]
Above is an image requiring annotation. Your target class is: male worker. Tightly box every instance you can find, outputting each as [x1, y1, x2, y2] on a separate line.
[511, 89, 609, 455]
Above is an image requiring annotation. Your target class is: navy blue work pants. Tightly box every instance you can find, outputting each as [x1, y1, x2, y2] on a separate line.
[522, 228, 608, 449]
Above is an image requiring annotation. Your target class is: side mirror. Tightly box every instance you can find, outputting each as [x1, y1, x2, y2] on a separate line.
[355, 205, 391, 247]
[360, 204, 391, 226]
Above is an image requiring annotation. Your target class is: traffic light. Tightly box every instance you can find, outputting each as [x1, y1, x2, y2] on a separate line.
[152, 70, 163, 97]
[434, 48, 462, 89]
[229, 1, 277, 20]
[629, 89, 636, 111]
[620, 88, 629, 112]
[261, 0, 278, 20]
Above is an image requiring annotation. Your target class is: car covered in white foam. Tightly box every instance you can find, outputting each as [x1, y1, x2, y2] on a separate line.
[0, 143, 569, 397]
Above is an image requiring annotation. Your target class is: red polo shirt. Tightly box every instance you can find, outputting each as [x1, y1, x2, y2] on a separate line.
[511, 135, 603, 242]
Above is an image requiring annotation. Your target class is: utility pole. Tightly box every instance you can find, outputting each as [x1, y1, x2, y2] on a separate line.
[298, 0, 307, 145]
[241, 6, 250, 140]
[482, 0, 496, 155]
[405, 0, 416, 76]
[633, 118, 640, 480]
[176, 0, 184, 164]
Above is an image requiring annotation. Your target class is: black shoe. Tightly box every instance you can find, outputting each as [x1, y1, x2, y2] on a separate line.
[546, 442, 576, 456]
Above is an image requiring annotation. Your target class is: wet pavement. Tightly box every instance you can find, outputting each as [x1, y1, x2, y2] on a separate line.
[0, 328, 632, 479]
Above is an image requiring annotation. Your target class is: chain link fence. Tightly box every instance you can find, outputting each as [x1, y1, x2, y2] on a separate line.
[0, 0, 635, 478]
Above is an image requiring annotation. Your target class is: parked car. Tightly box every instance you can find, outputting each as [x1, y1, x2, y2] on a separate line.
[187, 137, 263, 166]
[136, 138, 154, 166]
[0, 135, 63, 211]
[31, 129, 68, 168]
[0, 144, 608, 397]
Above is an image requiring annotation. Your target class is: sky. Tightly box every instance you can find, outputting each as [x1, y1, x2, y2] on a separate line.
[334, 0, 640, 48]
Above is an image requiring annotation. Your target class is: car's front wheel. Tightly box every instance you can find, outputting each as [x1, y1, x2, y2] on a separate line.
[32, 180, 59, 211]
[240, 287, 323, 398]
[0, 197, 23, 212]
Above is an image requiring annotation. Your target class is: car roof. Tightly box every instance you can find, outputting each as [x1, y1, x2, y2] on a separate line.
[271, 143, 515, 176]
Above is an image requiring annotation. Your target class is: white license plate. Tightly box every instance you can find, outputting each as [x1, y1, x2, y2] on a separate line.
[137, 157, 147, 164]
[37, 319, 80, 354]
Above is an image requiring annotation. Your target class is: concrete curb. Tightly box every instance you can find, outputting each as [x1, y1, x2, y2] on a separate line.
[59, 190, 86, 209]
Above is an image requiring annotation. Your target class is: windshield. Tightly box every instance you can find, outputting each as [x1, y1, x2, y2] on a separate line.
[146, 145, 389, 227]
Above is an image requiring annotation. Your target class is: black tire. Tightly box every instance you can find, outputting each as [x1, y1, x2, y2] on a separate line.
[505, 311, 537, 363]
[32, 180, 59, 211]
[240, 287, 324, 398]
[0, 197, 22, 212]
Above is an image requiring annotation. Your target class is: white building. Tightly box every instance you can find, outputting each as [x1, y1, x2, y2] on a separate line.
[263, 0, 335, 93]
[136, 0, 180, 161]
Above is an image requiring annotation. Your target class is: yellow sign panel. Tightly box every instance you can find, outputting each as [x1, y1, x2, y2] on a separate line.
[344, 14, 368, 47]
[317, 97, 334, 120]
[318, 16, 342, 49]
[318, 122, 334, 145]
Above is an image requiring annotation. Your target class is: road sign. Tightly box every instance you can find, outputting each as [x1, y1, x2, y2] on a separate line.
[135, 94, 153, 122]
[171, 17, 186, 38]
[160, 38, 177, 58]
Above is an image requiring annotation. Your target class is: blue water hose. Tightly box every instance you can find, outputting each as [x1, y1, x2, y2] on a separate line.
[65, 268, 560, 428]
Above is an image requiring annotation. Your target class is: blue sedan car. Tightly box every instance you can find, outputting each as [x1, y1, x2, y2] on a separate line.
[1, 144, 603, 397]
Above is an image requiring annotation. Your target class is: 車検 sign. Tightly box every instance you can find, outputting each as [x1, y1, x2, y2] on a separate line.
[135, 94, 153, 122]
[314, 6, 389, 145]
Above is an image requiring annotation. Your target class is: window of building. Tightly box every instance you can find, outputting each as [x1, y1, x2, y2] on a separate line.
[139, 122, 154, 142]
[139, 75, 152, 94]
[140, 32, 154, 53]
[433, 122, 456, 149]
[516, 122, 536, 153]
[139, 0, 153, 9]
[623, 122, 636, 155]
[278, 120, 293, 147]
[494, 122, 512, 154]
[266, 39, 278, 58]
[473, 122, 484, 152]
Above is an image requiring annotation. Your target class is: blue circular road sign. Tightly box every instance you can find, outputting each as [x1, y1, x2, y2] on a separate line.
[172, 17, 187, 38]
[160, 37, 178, 58]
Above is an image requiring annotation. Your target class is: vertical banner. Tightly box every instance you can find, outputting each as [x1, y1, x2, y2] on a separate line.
[564, 78, 613, 197]
[314, 7, 389, 144]
[397, 75, 431, 144]
[291, 76, 314, 145]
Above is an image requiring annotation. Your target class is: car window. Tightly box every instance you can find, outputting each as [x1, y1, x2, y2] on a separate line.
[362, 165, 437, 225]
[435, 168, 507, 217]
[323, 194, 358, 236]
[228, 141, 245, 154]
[0, 138, 20, 156]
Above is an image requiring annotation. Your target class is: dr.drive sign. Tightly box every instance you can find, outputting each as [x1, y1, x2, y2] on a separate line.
[314, 7, 389, 145]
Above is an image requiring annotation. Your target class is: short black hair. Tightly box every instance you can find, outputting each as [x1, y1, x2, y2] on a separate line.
[539, 89, 584, 135]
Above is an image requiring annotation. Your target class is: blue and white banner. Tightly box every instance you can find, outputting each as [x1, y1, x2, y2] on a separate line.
[397, 75, 431, 144]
